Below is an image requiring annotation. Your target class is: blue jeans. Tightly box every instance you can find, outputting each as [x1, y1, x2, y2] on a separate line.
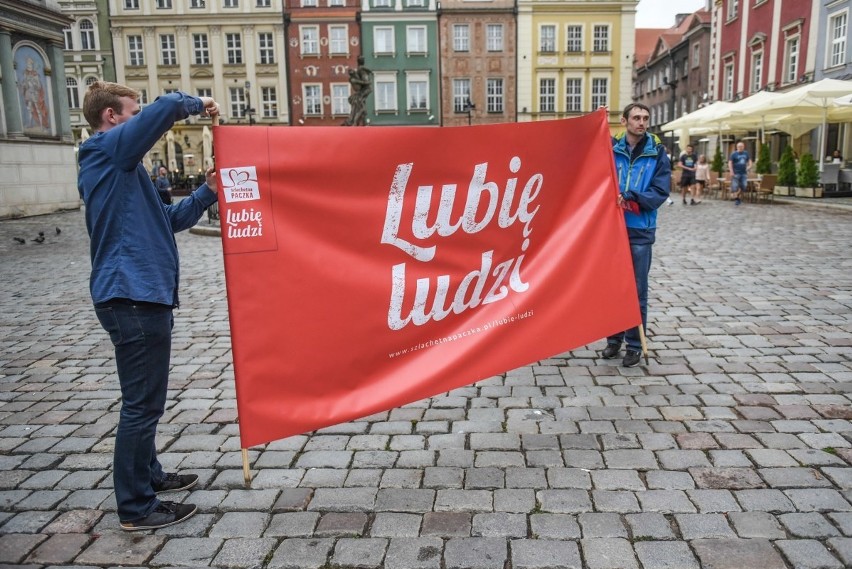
[95, 300, 172, 522]
[607, 240, 652, 351]
[731, 172, 748, 194]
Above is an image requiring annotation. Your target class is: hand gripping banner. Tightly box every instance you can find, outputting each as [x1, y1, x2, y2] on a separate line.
[214, 110, 641, 449]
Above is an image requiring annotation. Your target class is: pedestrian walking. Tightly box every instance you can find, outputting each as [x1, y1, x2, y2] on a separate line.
[76, 81, 220, 531]
[694, 154, 709, 204]
[155, 165, 173, 205]
[728, 140, 752, 206]
[679, 144, 698, 204]
[601, 103, 671, 367]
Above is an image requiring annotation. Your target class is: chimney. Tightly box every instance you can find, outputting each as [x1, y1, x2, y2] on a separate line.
[674, 13, 690, 27]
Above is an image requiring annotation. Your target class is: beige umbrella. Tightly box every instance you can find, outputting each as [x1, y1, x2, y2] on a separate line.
[714, 91, 784, 142]
[202, 126, 213, 170]
[757, 79, 852, 171]
[166, 131, 178, 172]
[661, 101, 736, 134]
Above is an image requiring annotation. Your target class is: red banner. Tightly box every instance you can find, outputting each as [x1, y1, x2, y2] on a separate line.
[214, 110, 640, 448]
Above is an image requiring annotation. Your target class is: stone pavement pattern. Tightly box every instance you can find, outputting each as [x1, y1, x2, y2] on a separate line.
[0, 198, 851, 569]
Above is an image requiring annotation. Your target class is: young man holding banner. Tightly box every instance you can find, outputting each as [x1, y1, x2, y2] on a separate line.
[77, 82, 220, 531]
[601, 103, 671, 367]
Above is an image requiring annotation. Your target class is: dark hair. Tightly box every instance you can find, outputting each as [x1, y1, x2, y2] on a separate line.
[82, 81, 139, 129]
[622, 103, 650, 119]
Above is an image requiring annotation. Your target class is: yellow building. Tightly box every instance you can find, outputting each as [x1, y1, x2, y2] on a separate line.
[517, 0, 638, 133]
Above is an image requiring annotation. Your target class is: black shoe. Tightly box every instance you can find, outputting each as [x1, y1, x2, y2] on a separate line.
[120, 501, 197, 531]
[153, 473, 198, 494]
[690, 199, 696, 205]
[601, 344, 621, 359]
[622, 350, 642, 368]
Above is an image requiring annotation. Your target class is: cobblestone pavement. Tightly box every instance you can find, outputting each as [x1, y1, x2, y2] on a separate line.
[1, 197, 851, 569]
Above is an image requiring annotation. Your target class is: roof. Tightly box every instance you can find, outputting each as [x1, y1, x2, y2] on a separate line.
[635, 28, 666, 67]
[636, 9, 711, 66]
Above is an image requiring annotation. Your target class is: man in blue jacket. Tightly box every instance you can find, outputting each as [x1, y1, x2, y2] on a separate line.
[77, 82, 220, 530]
[601, 103, 671, 367]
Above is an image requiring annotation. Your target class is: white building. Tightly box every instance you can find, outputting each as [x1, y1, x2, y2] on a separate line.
[0, 0, 78, 219]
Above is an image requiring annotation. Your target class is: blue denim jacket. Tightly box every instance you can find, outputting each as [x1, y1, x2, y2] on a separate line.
[612, 132, 671, 244]
[77, 92, 217, 306]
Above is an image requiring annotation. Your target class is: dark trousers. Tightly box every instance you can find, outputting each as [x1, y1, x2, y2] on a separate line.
[95, 300, 172, 522]
[607, 240, 652, 351]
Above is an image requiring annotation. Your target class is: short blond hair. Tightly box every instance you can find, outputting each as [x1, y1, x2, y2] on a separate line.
[83, 81, 139, 129]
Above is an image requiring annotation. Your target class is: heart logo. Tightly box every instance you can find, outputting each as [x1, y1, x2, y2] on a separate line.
[228, 169, 251, 186]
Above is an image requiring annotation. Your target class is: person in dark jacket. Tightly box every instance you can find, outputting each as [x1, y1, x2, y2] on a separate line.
[155, 166, 173, 205]
[600, 103, 671, 367]
[77, 81, 220, 531]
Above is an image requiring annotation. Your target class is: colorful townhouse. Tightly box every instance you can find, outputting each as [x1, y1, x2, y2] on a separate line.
[359, 0, 441, 126]
[285, 0, 361, 126]
[516, 0, 637, 132]
[438, 0, 517, 126]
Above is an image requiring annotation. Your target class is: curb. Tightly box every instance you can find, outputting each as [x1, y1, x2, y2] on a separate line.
[189, 225, 221, 237]
[772, 196, 852, 212]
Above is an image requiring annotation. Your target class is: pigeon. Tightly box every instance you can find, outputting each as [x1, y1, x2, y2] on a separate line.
[55, 227, 61, 235]
[32, 232, 45, 244]
[13, 237, 25, 244]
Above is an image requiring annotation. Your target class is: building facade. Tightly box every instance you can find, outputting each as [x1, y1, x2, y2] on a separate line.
[815, 0, 850, 156]
[59, 0, 116, 143]
[438, 0, 516, 127]
[710, 0, 817, 102]
[285, 0, 360, 126]
[634, 11, 711, 144]
[107, 0, 290, 178]
[517, 0, 637, 132]
[360, 0, 440, 126]
[0, 0, 77, 219]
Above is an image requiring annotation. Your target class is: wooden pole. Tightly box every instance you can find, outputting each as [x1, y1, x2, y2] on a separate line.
[638, 324, 649, 365]
[242, 448, 252, 487]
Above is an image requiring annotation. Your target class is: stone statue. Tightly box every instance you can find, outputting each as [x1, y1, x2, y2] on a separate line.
[343, 56, 373, 126]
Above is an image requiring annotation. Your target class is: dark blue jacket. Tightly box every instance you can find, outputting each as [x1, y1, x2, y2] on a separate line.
[612, 131, 671, 244]
[77, 92, 217, 306]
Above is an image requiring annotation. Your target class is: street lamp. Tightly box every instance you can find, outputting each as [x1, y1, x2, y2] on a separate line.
[243, 80, 256, 126]
[664, 59, 678, 157]
[463, 98, 475, 126]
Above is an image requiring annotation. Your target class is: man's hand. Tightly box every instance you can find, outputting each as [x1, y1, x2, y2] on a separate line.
[199, 97, 220, 118]
[205, 166, 217, 193]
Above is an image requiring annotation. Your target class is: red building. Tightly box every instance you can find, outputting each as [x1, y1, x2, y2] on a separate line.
[713, 0, 815, 101]
[285, 0, 360, 126]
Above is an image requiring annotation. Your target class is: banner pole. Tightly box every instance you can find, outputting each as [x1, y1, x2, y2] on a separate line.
[638, 324, 649, 365]
[242, 448, 252, 487]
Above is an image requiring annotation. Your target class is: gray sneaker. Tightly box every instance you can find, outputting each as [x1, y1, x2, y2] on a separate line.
[622, 350, 642, 368]
[120, 501, 197, 531]
[601, 344, 621, 359]
[153, 473, 198, 494]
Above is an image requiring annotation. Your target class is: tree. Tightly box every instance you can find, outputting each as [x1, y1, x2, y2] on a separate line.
[711, 144, 725, 178]
[796, 153, 819, 188]
[755, 142, 771, 175]
[777, 146, 797, 186]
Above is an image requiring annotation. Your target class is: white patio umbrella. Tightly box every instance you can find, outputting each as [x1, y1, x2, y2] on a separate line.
[760, 79, 852, 171]
[202, 126, 213, 170]
[714, 91, 784, 142]
[661, 101, 736, 133]
[166, 131, 178, 172]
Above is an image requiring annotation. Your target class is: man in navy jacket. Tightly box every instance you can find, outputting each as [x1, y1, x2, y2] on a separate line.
[77, 82, 220, 530]
[601, 103, 671, 367]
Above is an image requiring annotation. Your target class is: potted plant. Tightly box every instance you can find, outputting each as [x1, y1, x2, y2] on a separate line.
[711, 144, 724, 194]
[755, 142, 771, 177]
[795, 153, 822, 198]
[776, 145, 796, 195]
